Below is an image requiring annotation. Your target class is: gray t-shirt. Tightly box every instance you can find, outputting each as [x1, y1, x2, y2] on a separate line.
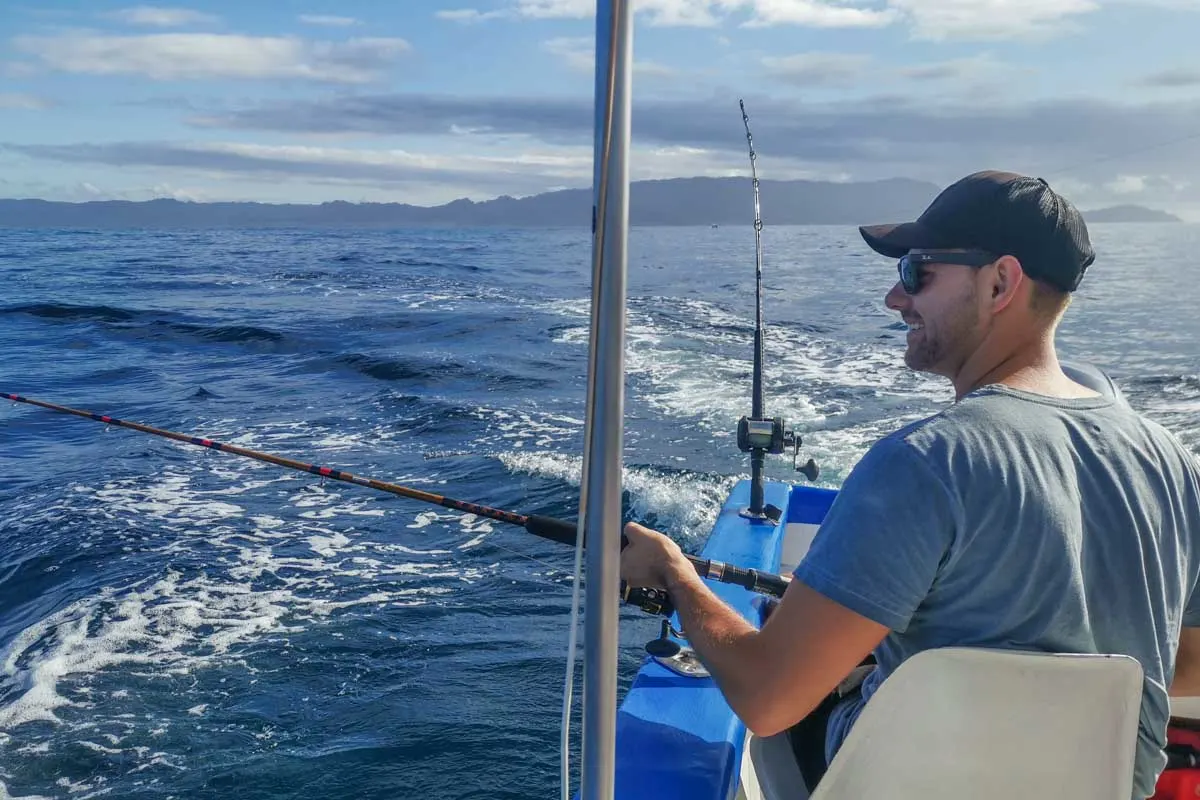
[792, 385, 1200, 799]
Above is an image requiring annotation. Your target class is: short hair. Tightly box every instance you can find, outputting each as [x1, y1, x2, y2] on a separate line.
[1028, 278, 1071, 321]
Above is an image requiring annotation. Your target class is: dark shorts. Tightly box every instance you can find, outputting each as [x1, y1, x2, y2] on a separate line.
[786, 663, 873, 792]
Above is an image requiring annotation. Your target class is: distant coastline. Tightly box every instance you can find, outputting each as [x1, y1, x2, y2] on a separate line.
[1081, 204, 1182, 223]
[0, 177, 1183, 228]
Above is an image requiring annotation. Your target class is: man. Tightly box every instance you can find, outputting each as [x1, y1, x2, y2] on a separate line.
[619, 170, 1200, 799]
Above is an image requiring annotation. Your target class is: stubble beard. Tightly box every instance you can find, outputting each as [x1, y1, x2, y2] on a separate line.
[905, 283, 981, 376]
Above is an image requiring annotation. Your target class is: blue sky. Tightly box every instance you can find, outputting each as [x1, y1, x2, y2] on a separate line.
[2, 0, 1199, 217]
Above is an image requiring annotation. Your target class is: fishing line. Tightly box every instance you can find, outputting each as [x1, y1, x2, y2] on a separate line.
[3, 393, 791, 606]
[734, 99, 820, 525]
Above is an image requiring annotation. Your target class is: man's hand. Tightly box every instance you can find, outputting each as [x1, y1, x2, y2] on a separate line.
[619, 521, 692, 591]
[618, 522, 888, 738]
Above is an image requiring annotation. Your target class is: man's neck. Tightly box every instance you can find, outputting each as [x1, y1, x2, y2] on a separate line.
[952, 342, 1099, 402]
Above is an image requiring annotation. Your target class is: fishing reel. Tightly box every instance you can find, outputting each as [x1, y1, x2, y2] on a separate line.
[622, 582, 674, 617]
[736, 416, 819, 482]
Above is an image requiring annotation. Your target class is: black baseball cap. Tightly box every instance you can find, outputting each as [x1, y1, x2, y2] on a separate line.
[859, 170, 1096, 292]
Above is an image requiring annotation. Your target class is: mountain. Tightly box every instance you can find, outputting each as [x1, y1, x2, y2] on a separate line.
[1082, 205, 1182, 223]
[0, 177, 942, 229]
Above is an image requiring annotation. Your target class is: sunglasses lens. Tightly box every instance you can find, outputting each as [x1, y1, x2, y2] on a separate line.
[898, 257, 919, 294]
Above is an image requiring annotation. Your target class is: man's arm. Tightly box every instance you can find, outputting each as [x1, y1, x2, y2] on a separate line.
[620, 438, 952, 737]
[627, 522, 889, 738]
[1171, 627, 1200, 697]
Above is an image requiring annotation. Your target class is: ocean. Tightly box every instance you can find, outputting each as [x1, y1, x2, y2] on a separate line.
[1, 223, 1197, 799]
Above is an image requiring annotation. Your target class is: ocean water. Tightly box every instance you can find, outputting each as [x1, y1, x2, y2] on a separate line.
[0, 223, 1197, 799]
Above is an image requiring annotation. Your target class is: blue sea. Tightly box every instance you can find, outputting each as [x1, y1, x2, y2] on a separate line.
[1, 223, 1198, 799]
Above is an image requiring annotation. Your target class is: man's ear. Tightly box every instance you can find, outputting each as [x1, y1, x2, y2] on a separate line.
[988, 255, 1025, 312]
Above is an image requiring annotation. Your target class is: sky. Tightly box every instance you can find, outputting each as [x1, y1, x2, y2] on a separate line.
[2, 0, 1199, 218]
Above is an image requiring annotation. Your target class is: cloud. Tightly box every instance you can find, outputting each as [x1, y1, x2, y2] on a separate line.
[0, 93, 52, 110]
[0, 141, 591, 194]
[12, 33, 411, 84]
[439, 0, 747, 27]
[1, 62, 40, 78]
[758, 50, 1005, 89]
[743, 0, 897, 28]
[437, 0, 1119, 37]
[1139, 67, 1200, 88]
[4, 179, 210, 203]
[191, 94, 593, 140]
[105, 6, 220, 27]
[7, 100, 1200, 212]
[0, 138, 809, 203]
[298, 14, 362, 27]
[510, 0, 595, 19]
[1104, 174, 1147, 194]
[435, 8, 510, 22]
[541, 37, 593, 72]
[761, 52, 872, 87]
[181, 91, 1200, 205]
[887, 0, 1099, 39]
[898, 54, 1003, 81]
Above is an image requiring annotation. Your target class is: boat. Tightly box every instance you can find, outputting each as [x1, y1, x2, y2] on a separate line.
[577, 3, 1199, 800]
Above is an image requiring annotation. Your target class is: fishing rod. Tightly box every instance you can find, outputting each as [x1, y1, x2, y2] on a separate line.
[735, 100, 818, 524]
[3, 392, 792, 613]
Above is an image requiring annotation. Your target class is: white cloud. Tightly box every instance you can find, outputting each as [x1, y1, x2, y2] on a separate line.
[541, 37, 593, 72]
[38, 180, 209, 202]
[13, 33, 411, 84]
[1, 138, 843, 202]
[0, 93, 52, 110]
[435, 8, 511, 22]
[888, 0, 1099, 40]
[172, 90, 1200, 216]
[446, 0, 740, 26]
[6, 129, 1198, 216]
[633, 0, 733, 26]
[441, 0, 1146, 38]
[1105, 174, 1147, 194]
[106, 6, 220, 27]
[512, 0, 594, 18]
[743, 0, 897, 28]
[298, 14, 362, 27]
[147, 182, 208, 201]
[6, 140, 594, 187]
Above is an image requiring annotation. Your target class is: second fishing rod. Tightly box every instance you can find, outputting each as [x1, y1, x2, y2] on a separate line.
[3, 393, 793, 616]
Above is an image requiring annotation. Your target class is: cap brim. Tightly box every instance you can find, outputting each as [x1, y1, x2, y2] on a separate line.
[858, 221, 949, 258]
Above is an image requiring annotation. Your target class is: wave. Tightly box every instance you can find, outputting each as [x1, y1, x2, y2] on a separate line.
[1126, 373, 1200, 391]
[2, 302, 143, 324]
[4, 302, 305, 352]
[497, 450, 735, 547]
[271, 270, 334, 281]
[313, 352, 557, 391]
[166, 322, 288, 344]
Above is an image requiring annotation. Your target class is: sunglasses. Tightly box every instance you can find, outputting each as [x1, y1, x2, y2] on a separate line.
[897, 250, 998, 295]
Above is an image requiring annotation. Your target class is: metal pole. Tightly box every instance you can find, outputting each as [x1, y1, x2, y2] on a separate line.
[579, 0, 632, 798]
